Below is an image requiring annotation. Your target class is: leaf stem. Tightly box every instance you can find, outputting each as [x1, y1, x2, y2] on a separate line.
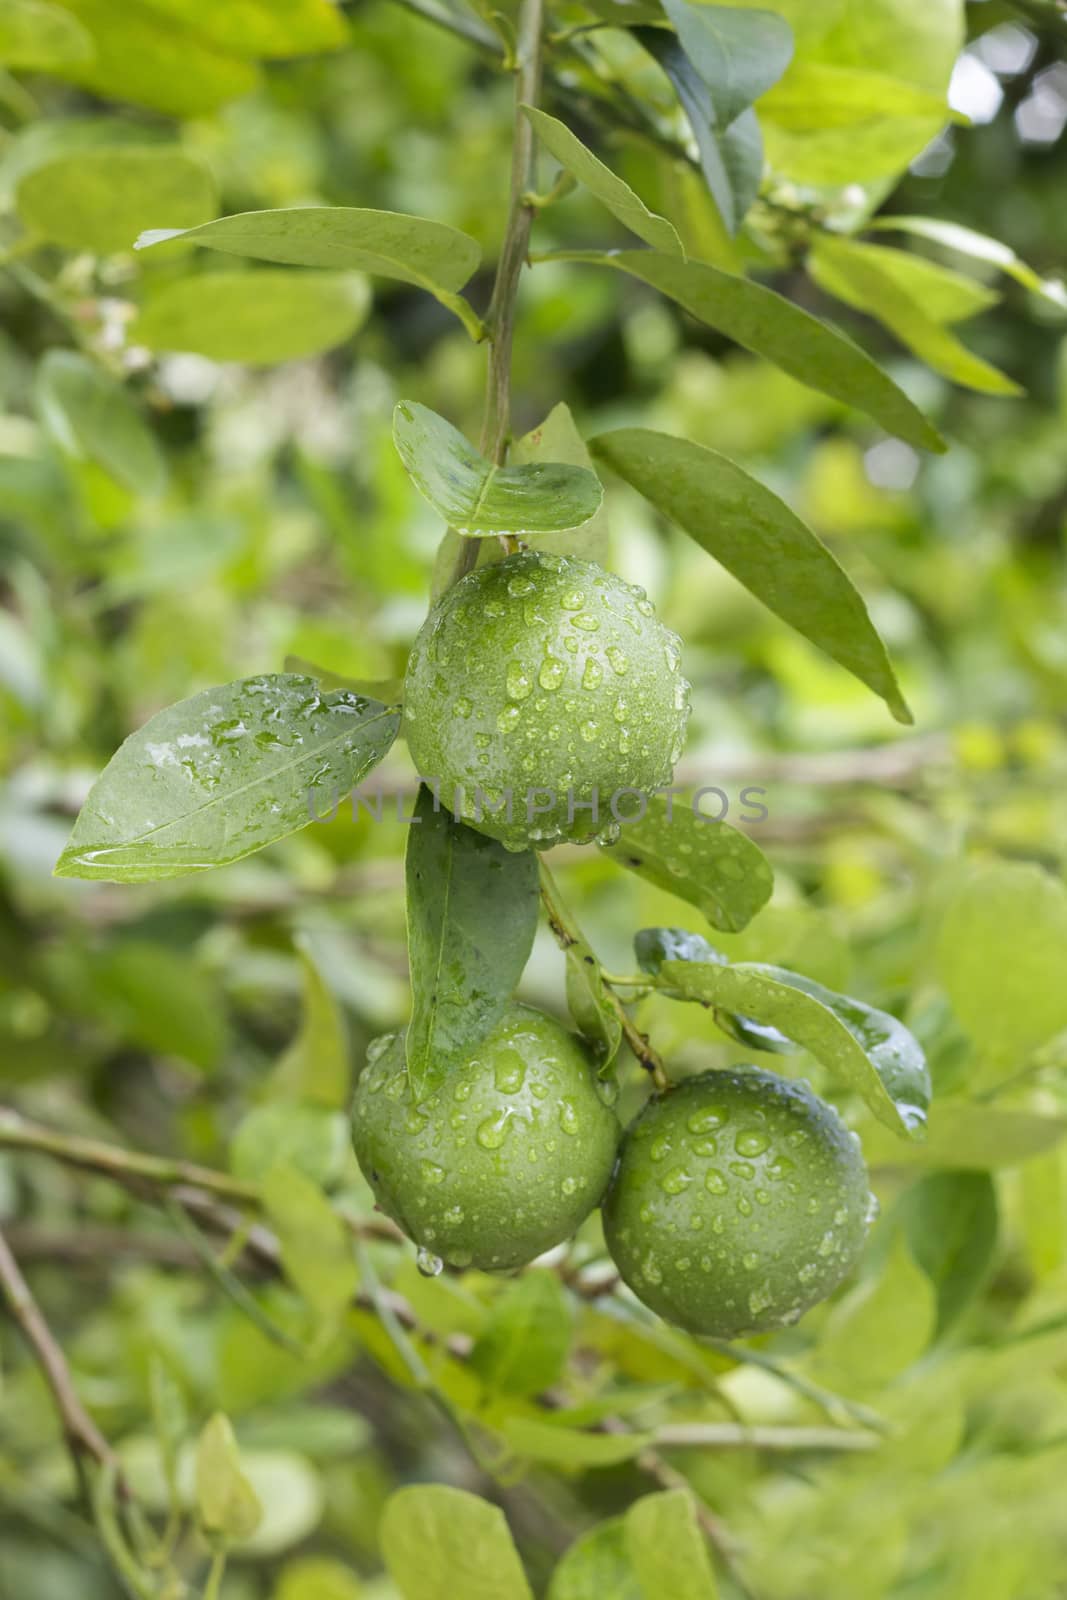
[539, 863, 671, 1091]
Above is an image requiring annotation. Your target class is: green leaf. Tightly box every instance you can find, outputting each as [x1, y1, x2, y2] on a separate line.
[283, 655, 405, 704]
[126, 0, 346, 58]
[0, 0, 92, 68]
[54, 674, 401, 882]
[135, 206, 483, 334]
[510, 403, 612, 565]
[809, 234, 1021, 396]
[867, 215, 1067, 309]
[270, 940, 350, 1108]
[899, 1171, 997, 1336]
[636, 28, 762, 235]
[16, 147, 216, 255]
[635, 927, 795, 1053]
[658, 958, 930, 1138]
[857, 1101, 1067, 1172]
[660, 0, 793, 128]
[404, 786, 540, 1101]
[590, 428, 912, 722]
[48, 0, 260, 116]
[569, 252, 944, 451]
[547, 1519, 643, 1600]
[813, 238, 998, 324]
[470, 1272, 572, 1398]
[935, 862, 1067, 1065]
[498, 1416, 651, 1466]
[626, 1489, 719, 1599]
[261, 1163, 357, 1322]
[133, 270, 370, 364]
[230, 1103, 346, 1187]
[381, 1485, 533, 1600]
[521, 106, 682, 255]
[36, 350, 166, 499]
[599, 795, 773, 931]
[730, 0, 963, 185]
[814, 1233, 936, 1392]
[195, 1413, 263, 1545]
[275, 1559, 364, 1600]
[393, 402, 603, 538]
[82, 940, 228, 1070]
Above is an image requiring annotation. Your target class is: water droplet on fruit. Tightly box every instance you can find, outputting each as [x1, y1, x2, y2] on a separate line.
[561, 1176, 578, 1196]
[559, 1098, 580, 1135]
[688, 1107, 725, 1134]
[704, 1169, 728, 1195]
[506, 661, 532, 700]
[660, 1166, 692, 1195]
[476, 1111, 512, 1149]
[582, 658, 602, 690]
[454, 696, 472, 719]
[560, 589, 584, 610]
[606, 646, 629, 676]
[494, 1053, 526, 1094]
[572, 613, 600, 633]
[539, 657, 565, 691]
[735, 1130, 770, 1157]
[507, 574, 535, 597]
[579, 719, 598, 742]
[497, 705, 521, 734]
[416, 1247, 443, 1278]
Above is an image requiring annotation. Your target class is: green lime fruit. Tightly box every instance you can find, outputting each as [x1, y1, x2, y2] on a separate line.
[351, 1003, 620, 1272]
[602, 1067, 875, 1337]
[403, 550, 690, 851]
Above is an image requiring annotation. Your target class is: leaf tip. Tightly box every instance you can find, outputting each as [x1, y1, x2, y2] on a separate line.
[133, 227, 185, 251]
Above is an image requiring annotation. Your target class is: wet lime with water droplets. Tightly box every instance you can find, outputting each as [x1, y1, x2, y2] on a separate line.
[602, 1066, 874, 1337]
[403, 550, 690, 850]
[352, 1004, 620, 1271]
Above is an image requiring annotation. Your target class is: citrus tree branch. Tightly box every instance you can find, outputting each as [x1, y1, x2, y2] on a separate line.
[0, 1224, 124, 1494]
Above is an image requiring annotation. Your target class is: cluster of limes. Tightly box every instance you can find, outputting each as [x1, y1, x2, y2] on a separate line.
[352, 553, 874, 1337]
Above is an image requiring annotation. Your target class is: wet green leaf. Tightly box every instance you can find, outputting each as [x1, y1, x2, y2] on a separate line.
[658, 958, 930, 1138]
[547, 1519, 642, 1600]
[809, 234, 1021, 396]
[0, 0, 92, 68]
[36, 350, 166, 498]
[133, 270, 370, 364]
[572, 252, 944, 450]
[195, 1413, 263, 1545]
[394, 402, 603, 537]
[661, 0, 793, 128]
[635, 927, 796, 1052]
[626, 1489, 719, 1598]
[54, 674, 401, 882]
[16, 146, 216, 254]
[261, 1163, 357, 1322]
[521, 106, 682, 254]
[599, 794, 773, 930]
[591, 428, 912, 721]
[381, 1485, 533, 1600]
[404, 786, 539, 1100]
[471, 1272, 572, 1398]
[858, 1102, 1067, 1172]
[900, 1171, 997, 1335]
[812, 238, 999, 323]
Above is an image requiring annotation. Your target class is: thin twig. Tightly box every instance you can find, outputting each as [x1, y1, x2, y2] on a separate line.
[445, 0, 546, 589]
[0, 1225, 124, 1495]
[653, 1422, 879, 1452]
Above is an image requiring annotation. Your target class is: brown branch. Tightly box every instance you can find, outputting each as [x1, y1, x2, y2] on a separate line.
[0, 1225, 125, 1496]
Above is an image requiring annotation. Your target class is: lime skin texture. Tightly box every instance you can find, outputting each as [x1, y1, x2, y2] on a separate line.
[602, 1066, 874, 1338]
[351, 1003, 621, 1272]
[402, 549, 691, 851]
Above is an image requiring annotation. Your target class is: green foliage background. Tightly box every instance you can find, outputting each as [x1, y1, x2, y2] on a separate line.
[2, 1, 1067, 1596]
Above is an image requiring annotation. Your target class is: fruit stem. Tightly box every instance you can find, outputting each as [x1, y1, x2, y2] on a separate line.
[444, 0, 545, 590]
[538, 864, 672, 1093]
